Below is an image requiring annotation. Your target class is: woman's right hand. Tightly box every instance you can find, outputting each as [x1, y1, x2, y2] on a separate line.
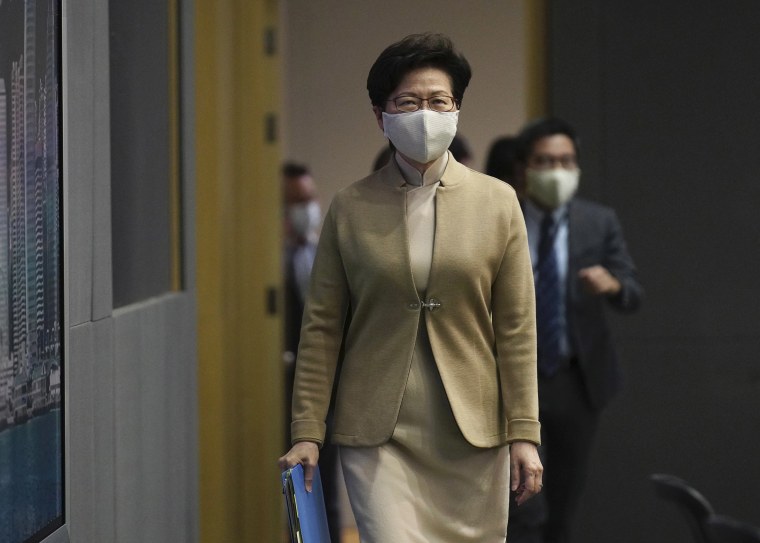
[278, 441, 320, 492]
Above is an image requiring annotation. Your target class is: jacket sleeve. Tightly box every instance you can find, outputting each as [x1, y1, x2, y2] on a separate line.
[290, 200, 350, 446]
[491, 194, 541, 445]
[602, 209, 643, 313]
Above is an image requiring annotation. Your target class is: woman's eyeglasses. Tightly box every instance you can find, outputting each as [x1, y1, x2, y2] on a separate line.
[386, 95, 459, 113]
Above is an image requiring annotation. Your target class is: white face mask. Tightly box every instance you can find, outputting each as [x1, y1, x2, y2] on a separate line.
[525, 167, 580, 209]
[288, 200, 321, 240]
[382, 109, 459, 164]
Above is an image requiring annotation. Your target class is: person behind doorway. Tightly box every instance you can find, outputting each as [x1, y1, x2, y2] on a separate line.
[485, 135, 520, 193]
[279, 33, 543, 542]
[281, 162, 342, 543]
[448, 133, 474, 167]
[506, 117, 643, 543]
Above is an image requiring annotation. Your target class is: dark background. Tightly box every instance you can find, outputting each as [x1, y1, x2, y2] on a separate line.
[109, 0, 173, 308]
[548, 1, 760, 541]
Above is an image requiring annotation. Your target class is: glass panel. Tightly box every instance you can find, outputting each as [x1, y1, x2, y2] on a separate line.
[0, 1, 65, 541]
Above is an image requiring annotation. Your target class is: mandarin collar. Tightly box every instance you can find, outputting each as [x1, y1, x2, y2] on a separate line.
[395, 152, 449, 187]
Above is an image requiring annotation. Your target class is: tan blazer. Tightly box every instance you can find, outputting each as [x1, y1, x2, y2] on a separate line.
[291, 155, 540, 448]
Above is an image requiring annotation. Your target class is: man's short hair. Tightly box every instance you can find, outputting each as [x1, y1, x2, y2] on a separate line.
[282, 161, 310, 179]
[515, 117, 581, 163]
[448, 135, 472, 164]
[485, 136, 518, 182]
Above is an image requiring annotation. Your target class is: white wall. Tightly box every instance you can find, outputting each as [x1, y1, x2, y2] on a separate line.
[281, 1, 528, 207]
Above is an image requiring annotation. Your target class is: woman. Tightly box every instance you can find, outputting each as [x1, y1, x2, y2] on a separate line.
[279, 33, 543, 542]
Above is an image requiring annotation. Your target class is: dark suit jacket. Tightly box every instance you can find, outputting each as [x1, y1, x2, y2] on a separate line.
[565, 197, 642, 409]
[284, 243, 310, 356]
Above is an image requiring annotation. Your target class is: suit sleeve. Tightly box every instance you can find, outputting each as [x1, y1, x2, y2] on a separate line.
[602, 209, 643, 313]
[290, 200, 350, 446]
[491, 194, 541, 445]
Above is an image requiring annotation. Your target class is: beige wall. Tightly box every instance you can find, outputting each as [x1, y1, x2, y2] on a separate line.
[281, 1, 528, 207]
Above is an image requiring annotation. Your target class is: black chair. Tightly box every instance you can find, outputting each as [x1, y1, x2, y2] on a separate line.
[649, 473, 715, 543]
[707, 514, 760, 543]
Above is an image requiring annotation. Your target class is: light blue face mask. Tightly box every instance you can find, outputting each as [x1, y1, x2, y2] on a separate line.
[382, 109, 459, 163]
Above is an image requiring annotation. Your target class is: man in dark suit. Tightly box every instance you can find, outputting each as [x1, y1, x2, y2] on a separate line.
[506, 118, 643, 543]
[283, 162, 321, 360]
[282, 162, 342, 543]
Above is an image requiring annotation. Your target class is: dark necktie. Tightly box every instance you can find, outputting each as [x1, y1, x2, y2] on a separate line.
[535, 213, 561, 377]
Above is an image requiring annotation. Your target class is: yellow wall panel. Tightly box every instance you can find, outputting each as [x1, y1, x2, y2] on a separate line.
[525, 0, 548, 119]
[196, 1, 283, 541]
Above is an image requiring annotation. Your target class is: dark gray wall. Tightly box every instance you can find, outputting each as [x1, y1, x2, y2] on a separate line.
[549, 2, 760, 542]
[64, 1, 198, 541]
[109, 0, 173, 308]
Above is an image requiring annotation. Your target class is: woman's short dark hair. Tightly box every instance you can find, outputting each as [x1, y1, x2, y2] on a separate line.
[367, 33, 472, 109]
[515, 117, 581, 163]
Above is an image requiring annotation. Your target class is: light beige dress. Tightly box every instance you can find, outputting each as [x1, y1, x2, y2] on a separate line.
[340, 153, 511, 542]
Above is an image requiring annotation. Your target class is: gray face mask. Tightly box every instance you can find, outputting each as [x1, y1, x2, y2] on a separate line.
[382, 109, 459, 164]
[288, 200, 321, 239]
[525, 168, 580, 209]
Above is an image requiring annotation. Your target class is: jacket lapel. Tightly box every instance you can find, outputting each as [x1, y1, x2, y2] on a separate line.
[426, 156, 466, 293]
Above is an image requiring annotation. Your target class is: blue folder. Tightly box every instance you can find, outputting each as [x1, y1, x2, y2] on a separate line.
[281, 463, 332, 543]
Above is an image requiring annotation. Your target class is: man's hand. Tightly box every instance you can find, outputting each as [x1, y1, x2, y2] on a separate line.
[578, 265, 621, 296]
[510, 441, 544, 506]
[278, 441, 320, 492]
